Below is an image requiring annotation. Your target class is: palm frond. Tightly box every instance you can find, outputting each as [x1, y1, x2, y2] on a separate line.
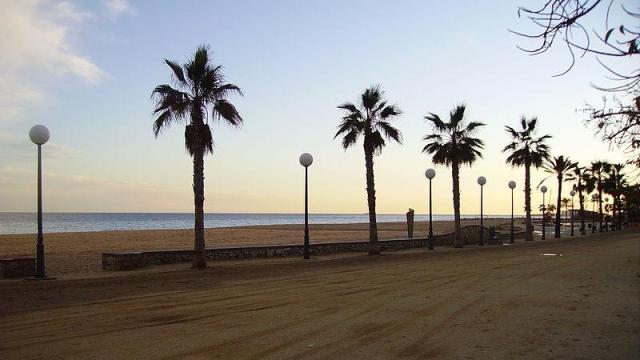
[449, 105, 466, 127]
[164, 59, 187, 86]
[424, 113, 447, 131]
[380, 104, 402, 119]
[361, 86, 382, 110]
[213, 99, 243, 126]
[376, 121, 402, 144]
[341, 129, 359, 149]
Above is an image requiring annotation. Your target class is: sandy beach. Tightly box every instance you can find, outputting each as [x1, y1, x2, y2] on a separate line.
[0, 230, 637, 359]
[0, 218, 520, 276]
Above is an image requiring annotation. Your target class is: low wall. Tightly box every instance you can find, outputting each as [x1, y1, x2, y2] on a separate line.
[102, 225, 527, 271]
[0, 257, 36, 279]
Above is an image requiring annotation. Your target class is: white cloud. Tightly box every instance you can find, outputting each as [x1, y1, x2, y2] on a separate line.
[104, 0, 134, 18]
[0, 165, 186, 212]
[0, 0, 104, 122]
[0, 131, 84, 164]
[51, 1, 94, 23]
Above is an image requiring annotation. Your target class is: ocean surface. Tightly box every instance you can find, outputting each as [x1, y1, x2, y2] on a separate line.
[0, 212, 515, 235]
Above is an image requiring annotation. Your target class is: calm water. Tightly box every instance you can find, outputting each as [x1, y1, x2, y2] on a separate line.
[0, 212, 514, 235]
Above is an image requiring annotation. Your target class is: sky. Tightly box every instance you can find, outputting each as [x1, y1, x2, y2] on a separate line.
[0, 0, 635, 215]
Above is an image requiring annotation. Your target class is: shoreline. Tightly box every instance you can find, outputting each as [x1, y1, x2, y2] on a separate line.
[0, 216, 527, 236]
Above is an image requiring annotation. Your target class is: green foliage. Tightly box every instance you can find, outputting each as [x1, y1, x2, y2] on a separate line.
[422, 105, 485, 166]
[151, 45, 243, 156]
[335, 86, 403, 153]
[503, 116, 551, 168]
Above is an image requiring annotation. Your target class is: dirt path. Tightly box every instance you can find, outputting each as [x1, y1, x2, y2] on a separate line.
[0, 231, 638, 359]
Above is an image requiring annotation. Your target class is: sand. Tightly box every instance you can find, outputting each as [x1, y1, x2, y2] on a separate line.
[0, 230, 637, 359]
[0, 218, 520, 276]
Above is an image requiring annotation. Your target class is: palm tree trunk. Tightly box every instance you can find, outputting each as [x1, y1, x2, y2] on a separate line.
[555, 175, 562, 238]
[524, 162, 533, 241]
[452, 162, 462, 247]
[579, 191, 586, 235]
[363, 142, 379, 255]
[617, 194, 622, 230]
[612, 195, 617, 230]
[192, 136, 207, 269]
[598, 178, 603, 232]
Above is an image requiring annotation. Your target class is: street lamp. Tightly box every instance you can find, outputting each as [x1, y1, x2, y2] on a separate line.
[477, 176, 486, 246]
[540, 185, 547, 240]
[620, 195, 626, 229]
[29, 125, 50, 279]
[425, 168, 436, 250]
[299, 153, 313, 259]
[591, 193, 597, 233]
[508, 181, 516, 243]
[570, 189, 576, 236]
[604, 197, 610, 232]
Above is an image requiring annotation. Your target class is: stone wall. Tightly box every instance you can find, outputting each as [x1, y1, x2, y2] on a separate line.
[0, 257, 36, 278]
[102, 226, 527, 271]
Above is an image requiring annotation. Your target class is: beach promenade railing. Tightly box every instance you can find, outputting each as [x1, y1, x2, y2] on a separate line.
[102, 225, 526, 271]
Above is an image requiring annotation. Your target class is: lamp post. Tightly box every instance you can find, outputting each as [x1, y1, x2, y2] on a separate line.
[620, 195, 626, 228]
[541, 185, 547, 240]
[299, 153, 313, 259]
[425, 168, 436, 250]
[508, 181, 516, 243]
[570, 189, 576, 236]
[477, 176, 486, 246]
[29, 125, 50, 279]
[604, 197, 610, 232]
[591, 193, 597, 233]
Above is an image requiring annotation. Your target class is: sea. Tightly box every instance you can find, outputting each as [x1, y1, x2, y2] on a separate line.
[0, 212, 514, 235]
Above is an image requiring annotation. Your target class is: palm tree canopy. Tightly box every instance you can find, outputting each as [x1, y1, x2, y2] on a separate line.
[604, 163, 628, 195]
[503, 116, 552, 168]
[544, 155, 577, 177]
[151, 45, 243, 156]
[335, 86, 402, 153]
[422, 105, 485, 166]
[539, 155, 577, 187]
[573, 165, 596, 194]
[591, 160, 612, 178]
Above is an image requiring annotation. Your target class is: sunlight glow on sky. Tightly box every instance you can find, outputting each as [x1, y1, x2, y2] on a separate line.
[0, 0, 633, 215]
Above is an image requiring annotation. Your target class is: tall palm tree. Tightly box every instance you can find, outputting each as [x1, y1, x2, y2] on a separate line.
[604, 163, 628, 230]
[541, 156, 577, 238]
[152, 46, 243, 268]
[423, 105, 485, 247]
[591, 161, 611, 232]
[335, 86, 402, 255]
[572, 165, 595, 235]
[503, 117, 551, 241]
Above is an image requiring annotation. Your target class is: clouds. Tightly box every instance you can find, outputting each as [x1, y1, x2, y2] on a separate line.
[104, 0, 134, 18]
[0, 0, 133, 122]
[0, 165, 188, 212]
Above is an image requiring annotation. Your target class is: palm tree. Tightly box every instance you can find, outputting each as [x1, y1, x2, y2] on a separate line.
[605, 163, 627, 229]
[591, 161, 611, 232]
[152, 46, 243, 268]
[561, 197, 571, 220]
[503, 117, 551, 241]
[541, 156, 577, 238]
[335, 86, 402, 255]
[572, 165, 595, 235]
[422, 105, 485, 247]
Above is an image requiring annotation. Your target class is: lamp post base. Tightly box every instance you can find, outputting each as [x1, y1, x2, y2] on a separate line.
[25, 276, 56, 281]
[427, 235, 434, 251]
